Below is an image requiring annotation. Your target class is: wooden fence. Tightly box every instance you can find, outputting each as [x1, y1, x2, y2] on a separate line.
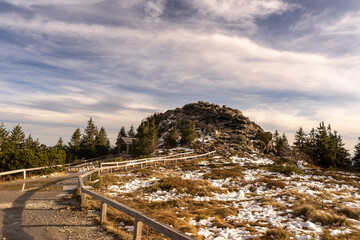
[78, 151, 215, 240]
[0, 164, 66, 180]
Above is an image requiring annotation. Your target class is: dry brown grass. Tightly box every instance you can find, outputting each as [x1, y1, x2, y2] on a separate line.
[203, 165, 244, 180]
[321, 229, 360, 240]
[259, 227, 292, 240]
[254, 177, 287, 189]
[261, 196, 285, 209]
[93, 174, 118, 190]
[336, 206, 360, 220]
[144, 176, 226, 196]
[293, 204, 349, 227]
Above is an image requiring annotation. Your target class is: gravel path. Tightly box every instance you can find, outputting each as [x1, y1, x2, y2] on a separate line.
[0, 173, 115, 240]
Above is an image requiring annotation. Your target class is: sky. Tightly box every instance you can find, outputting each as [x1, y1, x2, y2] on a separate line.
[0, 0, 360, 153]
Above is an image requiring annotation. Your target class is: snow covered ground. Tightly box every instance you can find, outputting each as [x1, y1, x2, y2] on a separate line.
[99, 153, 360, 240]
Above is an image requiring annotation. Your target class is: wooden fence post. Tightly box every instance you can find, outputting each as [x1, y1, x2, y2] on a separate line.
[133, 218, 143, 240]
[81, 193, 86, 207]
[100, 202, 107, 224]
[23, 170, 26, 179]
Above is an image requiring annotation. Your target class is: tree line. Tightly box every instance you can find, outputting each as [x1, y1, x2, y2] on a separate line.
[0, 123, 66, 172]
[2, 117, 360, 172]
[274, 122, 360, 169]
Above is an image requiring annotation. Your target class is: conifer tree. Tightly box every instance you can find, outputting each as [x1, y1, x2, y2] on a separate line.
[273, 130, 280, 147]
[135, 118, 158, 155]
[120, 127, 127, 137]
[10, 124, 25, 148]
[24, 135, 34, 150]
[56, 137, 64, 150]
[0, 123, 8, 152]
[96, 127, 110, 156]
[68, 128, 81, 161]
[127, 124, 136, 137]
[80, 118, 98, 158]
[166, 127, 180, 148]
[294, 127, 306, 151]
[354, 137, 360, 160]
[180, 121, 197, 145]
[273, 131, 291, 156]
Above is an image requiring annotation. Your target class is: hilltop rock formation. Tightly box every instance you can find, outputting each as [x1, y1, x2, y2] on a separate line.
[157, 102, 274, 153]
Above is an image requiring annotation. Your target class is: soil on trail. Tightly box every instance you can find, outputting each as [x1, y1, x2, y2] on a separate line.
[0, 173, 115, 240]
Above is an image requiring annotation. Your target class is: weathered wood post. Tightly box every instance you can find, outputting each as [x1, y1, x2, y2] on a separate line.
[23, 170, 26, 179]
[133, 218, 143, 240]
[100, 202, 107, 224]
[81, 193, 86, 207]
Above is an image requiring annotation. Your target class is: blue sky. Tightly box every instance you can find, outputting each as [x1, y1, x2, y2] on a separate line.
[0, 0, 360, 152]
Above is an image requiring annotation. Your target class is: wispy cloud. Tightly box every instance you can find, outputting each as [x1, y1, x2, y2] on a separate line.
[0, 0, 359, 151]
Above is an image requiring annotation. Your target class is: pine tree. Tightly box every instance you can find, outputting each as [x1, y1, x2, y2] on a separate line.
[127, 125, 136, 137]
[135, 119, 158, 156]
[273, 131, 291, 157]
[56, 137, 64, 150]
[80, 118, 98, 158]
[294, 127, 306, 151]
[273, 130, 280, 147]
[120, 127, 127, 137]
[68, 128, 81, 159]
[0, 123, 8, 152]
[166, 128, 180, 148]
[180, 121, 197, 145]
[354, 137, 360, 160]
[24, 135, 34, 150]
[10, 124, 25, 148]
[96, 127, 110, 156]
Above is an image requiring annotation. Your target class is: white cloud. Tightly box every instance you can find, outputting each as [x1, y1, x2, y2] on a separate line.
[145, 0, 167, 21]
[1, 2, 360, 150]
[320, 10, 360, 36]
[192, 0, 293, 22]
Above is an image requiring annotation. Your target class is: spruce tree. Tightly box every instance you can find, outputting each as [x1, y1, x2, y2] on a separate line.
[127, 124, 136, 137]
[0, 123, 8, 152]
[135, 119, 158, 155]
[294, 127, 306, 151]
[354, 137, 360, 160]
[68, 128, 81, 161]
[10, 124, 25, 148]
[96, 127, 110, 156]
[180, 121, 197, 145]
[120, 127, 127, 137]
[56, 137, 64, 150]
[273, 130, 280, 147]
[166, 127, 180, 148]
[80, 118, 98, 158]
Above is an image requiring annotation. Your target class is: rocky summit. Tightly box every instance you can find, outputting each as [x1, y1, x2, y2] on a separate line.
[157, 101, 274, 153]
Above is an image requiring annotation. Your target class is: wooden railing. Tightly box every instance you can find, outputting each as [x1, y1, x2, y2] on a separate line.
[0, 164, 65, 180]
[100, 151, 194, 169]
[78, 151, 215, 240]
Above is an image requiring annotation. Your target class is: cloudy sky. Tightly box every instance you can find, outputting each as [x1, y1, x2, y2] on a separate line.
[1, 0, 360, 152]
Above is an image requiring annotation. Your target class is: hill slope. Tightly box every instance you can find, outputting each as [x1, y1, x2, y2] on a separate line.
[157, 101, 273, 153]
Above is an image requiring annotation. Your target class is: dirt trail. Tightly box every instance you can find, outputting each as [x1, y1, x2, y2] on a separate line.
[0, 173, 115, 240]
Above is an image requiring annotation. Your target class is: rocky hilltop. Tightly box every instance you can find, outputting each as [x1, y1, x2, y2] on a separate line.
[157, 101, 273, 153]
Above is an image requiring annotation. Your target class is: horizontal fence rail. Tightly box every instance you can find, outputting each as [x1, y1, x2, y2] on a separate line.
[79, 151, 215, 240]
[100, 150, 194, 168]
[0, 154, 120, 180]
[0, 164, 65, 180]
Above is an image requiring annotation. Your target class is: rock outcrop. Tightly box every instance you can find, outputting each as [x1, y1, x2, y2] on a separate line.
[157, 101, 274, 153]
